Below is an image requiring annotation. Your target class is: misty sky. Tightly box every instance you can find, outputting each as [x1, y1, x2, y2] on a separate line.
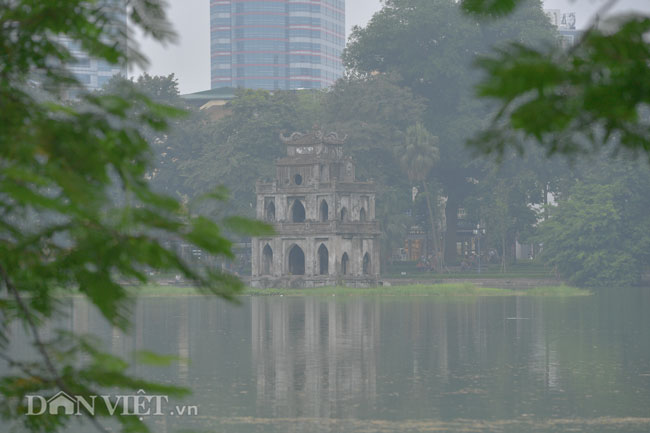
[132, 0, 650, 94]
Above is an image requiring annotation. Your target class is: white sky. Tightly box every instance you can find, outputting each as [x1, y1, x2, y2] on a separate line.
[131, 0, 650, 94]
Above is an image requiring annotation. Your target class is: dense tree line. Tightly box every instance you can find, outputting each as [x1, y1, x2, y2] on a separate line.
[535, 159, 650, 287]
[344, 0, 555, 264]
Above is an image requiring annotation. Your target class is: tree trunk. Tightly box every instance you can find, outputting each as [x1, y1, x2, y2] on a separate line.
[543, 182, 549, 221]
[444, 197, 458, 265]
[422, 181, 441, 269]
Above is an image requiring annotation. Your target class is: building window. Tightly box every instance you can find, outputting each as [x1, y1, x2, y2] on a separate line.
[74, 57, 90, 67]
[75, 73, 91, 84]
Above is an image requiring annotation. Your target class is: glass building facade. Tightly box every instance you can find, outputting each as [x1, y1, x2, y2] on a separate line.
[210, 0, 345, 90]
[60, 38, 126, 92]
[60, 0, 126, 92]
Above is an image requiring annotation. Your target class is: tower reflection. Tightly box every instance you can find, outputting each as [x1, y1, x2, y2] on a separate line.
[251, 297, 379, 419]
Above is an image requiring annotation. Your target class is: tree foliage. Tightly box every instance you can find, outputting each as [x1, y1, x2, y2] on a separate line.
[537, 164, 650, 287]
[322, 76, 429, 265]
[463, 0, 650, 159]
[400, 124, 442, 263]
[480, 168, 537, 271]
[322, 74, 426, 188]
[344, 0, 554, 263]
[0, 1, 268, 432]
[177, 89, 320, 217]
[459, 0, 650, 282]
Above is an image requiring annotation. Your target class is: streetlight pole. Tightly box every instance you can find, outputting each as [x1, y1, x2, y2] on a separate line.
[477, 232, 481, 274]
[473, 224, 485, 274]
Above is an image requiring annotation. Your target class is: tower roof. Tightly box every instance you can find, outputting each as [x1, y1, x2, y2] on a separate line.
[280, 128, 347, 146]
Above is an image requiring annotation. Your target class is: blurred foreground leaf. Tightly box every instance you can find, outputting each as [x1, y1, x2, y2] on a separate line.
[0, 1, 256, 432]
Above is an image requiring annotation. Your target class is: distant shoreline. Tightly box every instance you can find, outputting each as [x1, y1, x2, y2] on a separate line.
[130, 282, 590, 297]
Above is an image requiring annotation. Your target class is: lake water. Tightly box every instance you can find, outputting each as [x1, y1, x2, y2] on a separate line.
[5, 289, 650, 432]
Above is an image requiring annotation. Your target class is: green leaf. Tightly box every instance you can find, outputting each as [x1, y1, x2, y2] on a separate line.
[223, 216, 274, 236]
[185, 216, 233, 258]
[135, 351, 188, 367]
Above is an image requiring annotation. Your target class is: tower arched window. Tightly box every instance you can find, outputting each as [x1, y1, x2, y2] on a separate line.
[288, 245, 305, 275]
[363, 252, 371, 275]
[341, 253, 349, 275]
[318, 244, 329, 275]
[291, 200, 305, 223]
[320, 200, 329, 222]
[262, 244, 273, 275]
[265, 201, 275, 222]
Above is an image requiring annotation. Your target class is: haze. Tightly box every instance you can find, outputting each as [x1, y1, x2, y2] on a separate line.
[133, 0, 650, 94]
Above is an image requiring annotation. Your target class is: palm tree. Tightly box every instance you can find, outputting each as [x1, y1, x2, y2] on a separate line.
[400, 123, 443, 269]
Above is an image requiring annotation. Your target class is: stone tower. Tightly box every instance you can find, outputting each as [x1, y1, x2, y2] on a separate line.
[251, 129, 380, 288]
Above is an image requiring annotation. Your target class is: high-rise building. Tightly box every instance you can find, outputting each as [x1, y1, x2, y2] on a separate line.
[61, 39, 126, 92]
[210, 0, 345, 90]
[60, 0, 127, 92]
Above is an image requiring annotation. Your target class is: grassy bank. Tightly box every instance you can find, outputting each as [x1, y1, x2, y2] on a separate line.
[132, 283, 590, 297]
[384, 261, 554, 280]
[244, 283, 511, 296]
[523, 285, 591, 296]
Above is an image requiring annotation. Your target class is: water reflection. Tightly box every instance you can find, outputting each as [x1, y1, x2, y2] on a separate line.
[3, 290, 650, 433]
[251, 297, 380, 419]
[242, 293, 650, 431]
